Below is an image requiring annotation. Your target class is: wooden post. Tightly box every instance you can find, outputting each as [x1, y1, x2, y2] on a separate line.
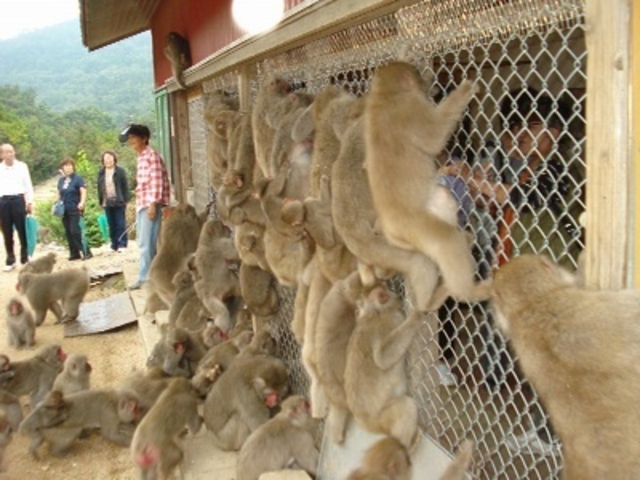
[170, 90, 191, 202]
[584, 0, 632, 288]
[633, 1, 640, 287]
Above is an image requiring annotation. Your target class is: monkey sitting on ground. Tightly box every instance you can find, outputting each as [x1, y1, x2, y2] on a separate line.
[0, 390, 23, 432]
[204, 353, 288, 451]
[0, 355, 22, 430]
[117, 367, 172, 417]
[20, 252, 56, 275]
[236, 395, 319, 480]
[164, 31, 191, 90]
[344, 284, 422, 448]
[147, 324, 222, 378]
[17, 390, 68, 458]
[364, 61, 490, 307]
[2, 344, 66, 407]
[0, 354, 15, 385]
[5, 297, 35, 349]
[51, 353, 91, 396]
[20, 388, 141, 458]
[191, 330, 253, 397]
[131, 377, 202, 479]
[17, 268, 90, 325]
[492, 254, 640, 479]
[0, 410, 12, 472]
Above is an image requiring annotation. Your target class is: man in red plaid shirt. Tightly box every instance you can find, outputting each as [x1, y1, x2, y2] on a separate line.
[120, 124, 170, 290]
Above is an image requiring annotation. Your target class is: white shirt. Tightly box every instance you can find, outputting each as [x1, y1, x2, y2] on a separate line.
[0, 160, 34, 203]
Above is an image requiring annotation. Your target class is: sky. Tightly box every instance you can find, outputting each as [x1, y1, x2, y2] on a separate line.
[0, 0, 79, 40]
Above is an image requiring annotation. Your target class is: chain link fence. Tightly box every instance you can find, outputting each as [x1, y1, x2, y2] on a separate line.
[188, 1, 586, 477]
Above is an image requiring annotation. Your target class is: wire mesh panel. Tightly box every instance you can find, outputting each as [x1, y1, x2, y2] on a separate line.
[193, 1, 586, 478]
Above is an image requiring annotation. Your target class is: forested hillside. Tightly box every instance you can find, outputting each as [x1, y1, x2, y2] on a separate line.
[0, 20, 154, 125]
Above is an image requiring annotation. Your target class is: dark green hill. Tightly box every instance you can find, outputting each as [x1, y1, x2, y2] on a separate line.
[0, 20, 154, 125]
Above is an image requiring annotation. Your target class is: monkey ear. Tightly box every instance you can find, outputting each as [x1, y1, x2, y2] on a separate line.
[291, 104, 315, 142]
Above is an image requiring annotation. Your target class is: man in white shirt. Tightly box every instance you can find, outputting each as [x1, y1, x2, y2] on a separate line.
[0, 143, 34, 271]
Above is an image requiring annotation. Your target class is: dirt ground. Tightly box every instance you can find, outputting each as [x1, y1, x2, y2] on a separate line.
[0, 183, 148, 479]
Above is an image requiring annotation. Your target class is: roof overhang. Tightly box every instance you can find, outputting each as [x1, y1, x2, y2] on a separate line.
[79, 0, 161, 51]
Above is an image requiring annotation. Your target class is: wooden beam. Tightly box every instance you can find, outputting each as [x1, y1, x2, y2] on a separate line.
[166, 0, 420, 91]
[584, 0, 632, 288]
[633, 0, 640, 287]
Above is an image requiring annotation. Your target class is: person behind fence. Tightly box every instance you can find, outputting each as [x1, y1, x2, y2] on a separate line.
[97, 150, 130, 253]
[447, 86, 584, 456]
[0, 143, 34, 271]
[120, 124, 170, 291]
[57, 157, 93, 261]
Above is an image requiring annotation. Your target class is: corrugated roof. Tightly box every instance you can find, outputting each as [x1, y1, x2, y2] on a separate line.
[79, 0, 161, 51]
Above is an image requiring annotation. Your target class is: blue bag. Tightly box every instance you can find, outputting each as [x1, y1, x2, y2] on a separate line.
[51, 200, 65, 218]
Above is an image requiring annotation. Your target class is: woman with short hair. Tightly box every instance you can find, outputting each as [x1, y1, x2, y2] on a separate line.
[57, 157, 92, 261]
[97, 150, 130, 253]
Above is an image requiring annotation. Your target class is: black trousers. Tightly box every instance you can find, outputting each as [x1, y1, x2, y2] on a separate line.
[62, 212, 85, 259]
[0, 195, 28, 265]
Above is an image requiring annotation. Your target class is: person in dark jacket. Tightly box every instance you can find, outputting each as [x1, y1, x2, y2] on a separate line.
[57, 157, 93, 261]
[97, 150, 130, 253]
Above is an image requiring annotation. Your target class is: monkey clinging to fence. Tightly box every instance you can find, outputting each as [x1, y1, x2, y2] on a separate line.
[164, 31, 192, 90]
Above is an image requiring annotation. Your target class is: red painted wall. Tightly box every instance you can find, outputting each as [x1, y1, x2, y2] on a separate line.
[151, 0, 306, 88]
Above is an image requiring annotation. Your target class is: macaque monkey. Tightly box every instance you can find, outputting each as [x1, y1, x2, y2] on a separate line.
[227, 307, 254, 339]
[191, 330, 254, 396]
[52, 353, 92, 395]
[20, 388, 139, 457]
[2, 344, 66, 407]
[163, 31, 191, 89]
[492, 254, 640, 479]
[192, 219, 241, 331]
[347, 436, 412, 480]
[167, 268, 196, 326]
[204, 90, 240, 188]
[0, 390, 23, 432]
[37, 226, 51, 245]
[20, 251, 56, 274]
[236, 395, 319, 480]
[252, 75, 292, 177]
[330, 111, 441, 312]
[18, 390, 69, 458]
[147, 326, 205, 378]
[0, 354, 13, 385]
[348, 439, 474, 480]
[235, 221, 269, 271]
[5, 297, 35, 349]
[0, 410, 12, 472]
[364, 61, 490, 307]
[117, 367, 172, 415]
[344, 285, 422, 448]
[131, 377, 203, 479]
[146, 202, 203, 310]
[17, 268, 90, 324]
[239, 263, 280, 317]
[204, 354, 288, 451]
[315, 271, 364, 443]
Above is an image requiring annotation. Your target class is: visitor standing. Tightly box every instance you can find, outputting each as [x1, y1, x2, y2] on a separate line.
[0, 143, 34, 271]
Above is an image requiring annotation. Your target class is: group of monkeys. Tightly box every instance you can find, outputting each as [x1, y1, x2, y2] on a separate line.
[0, 57, 636, 479]
[122, 58, 487, 478]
